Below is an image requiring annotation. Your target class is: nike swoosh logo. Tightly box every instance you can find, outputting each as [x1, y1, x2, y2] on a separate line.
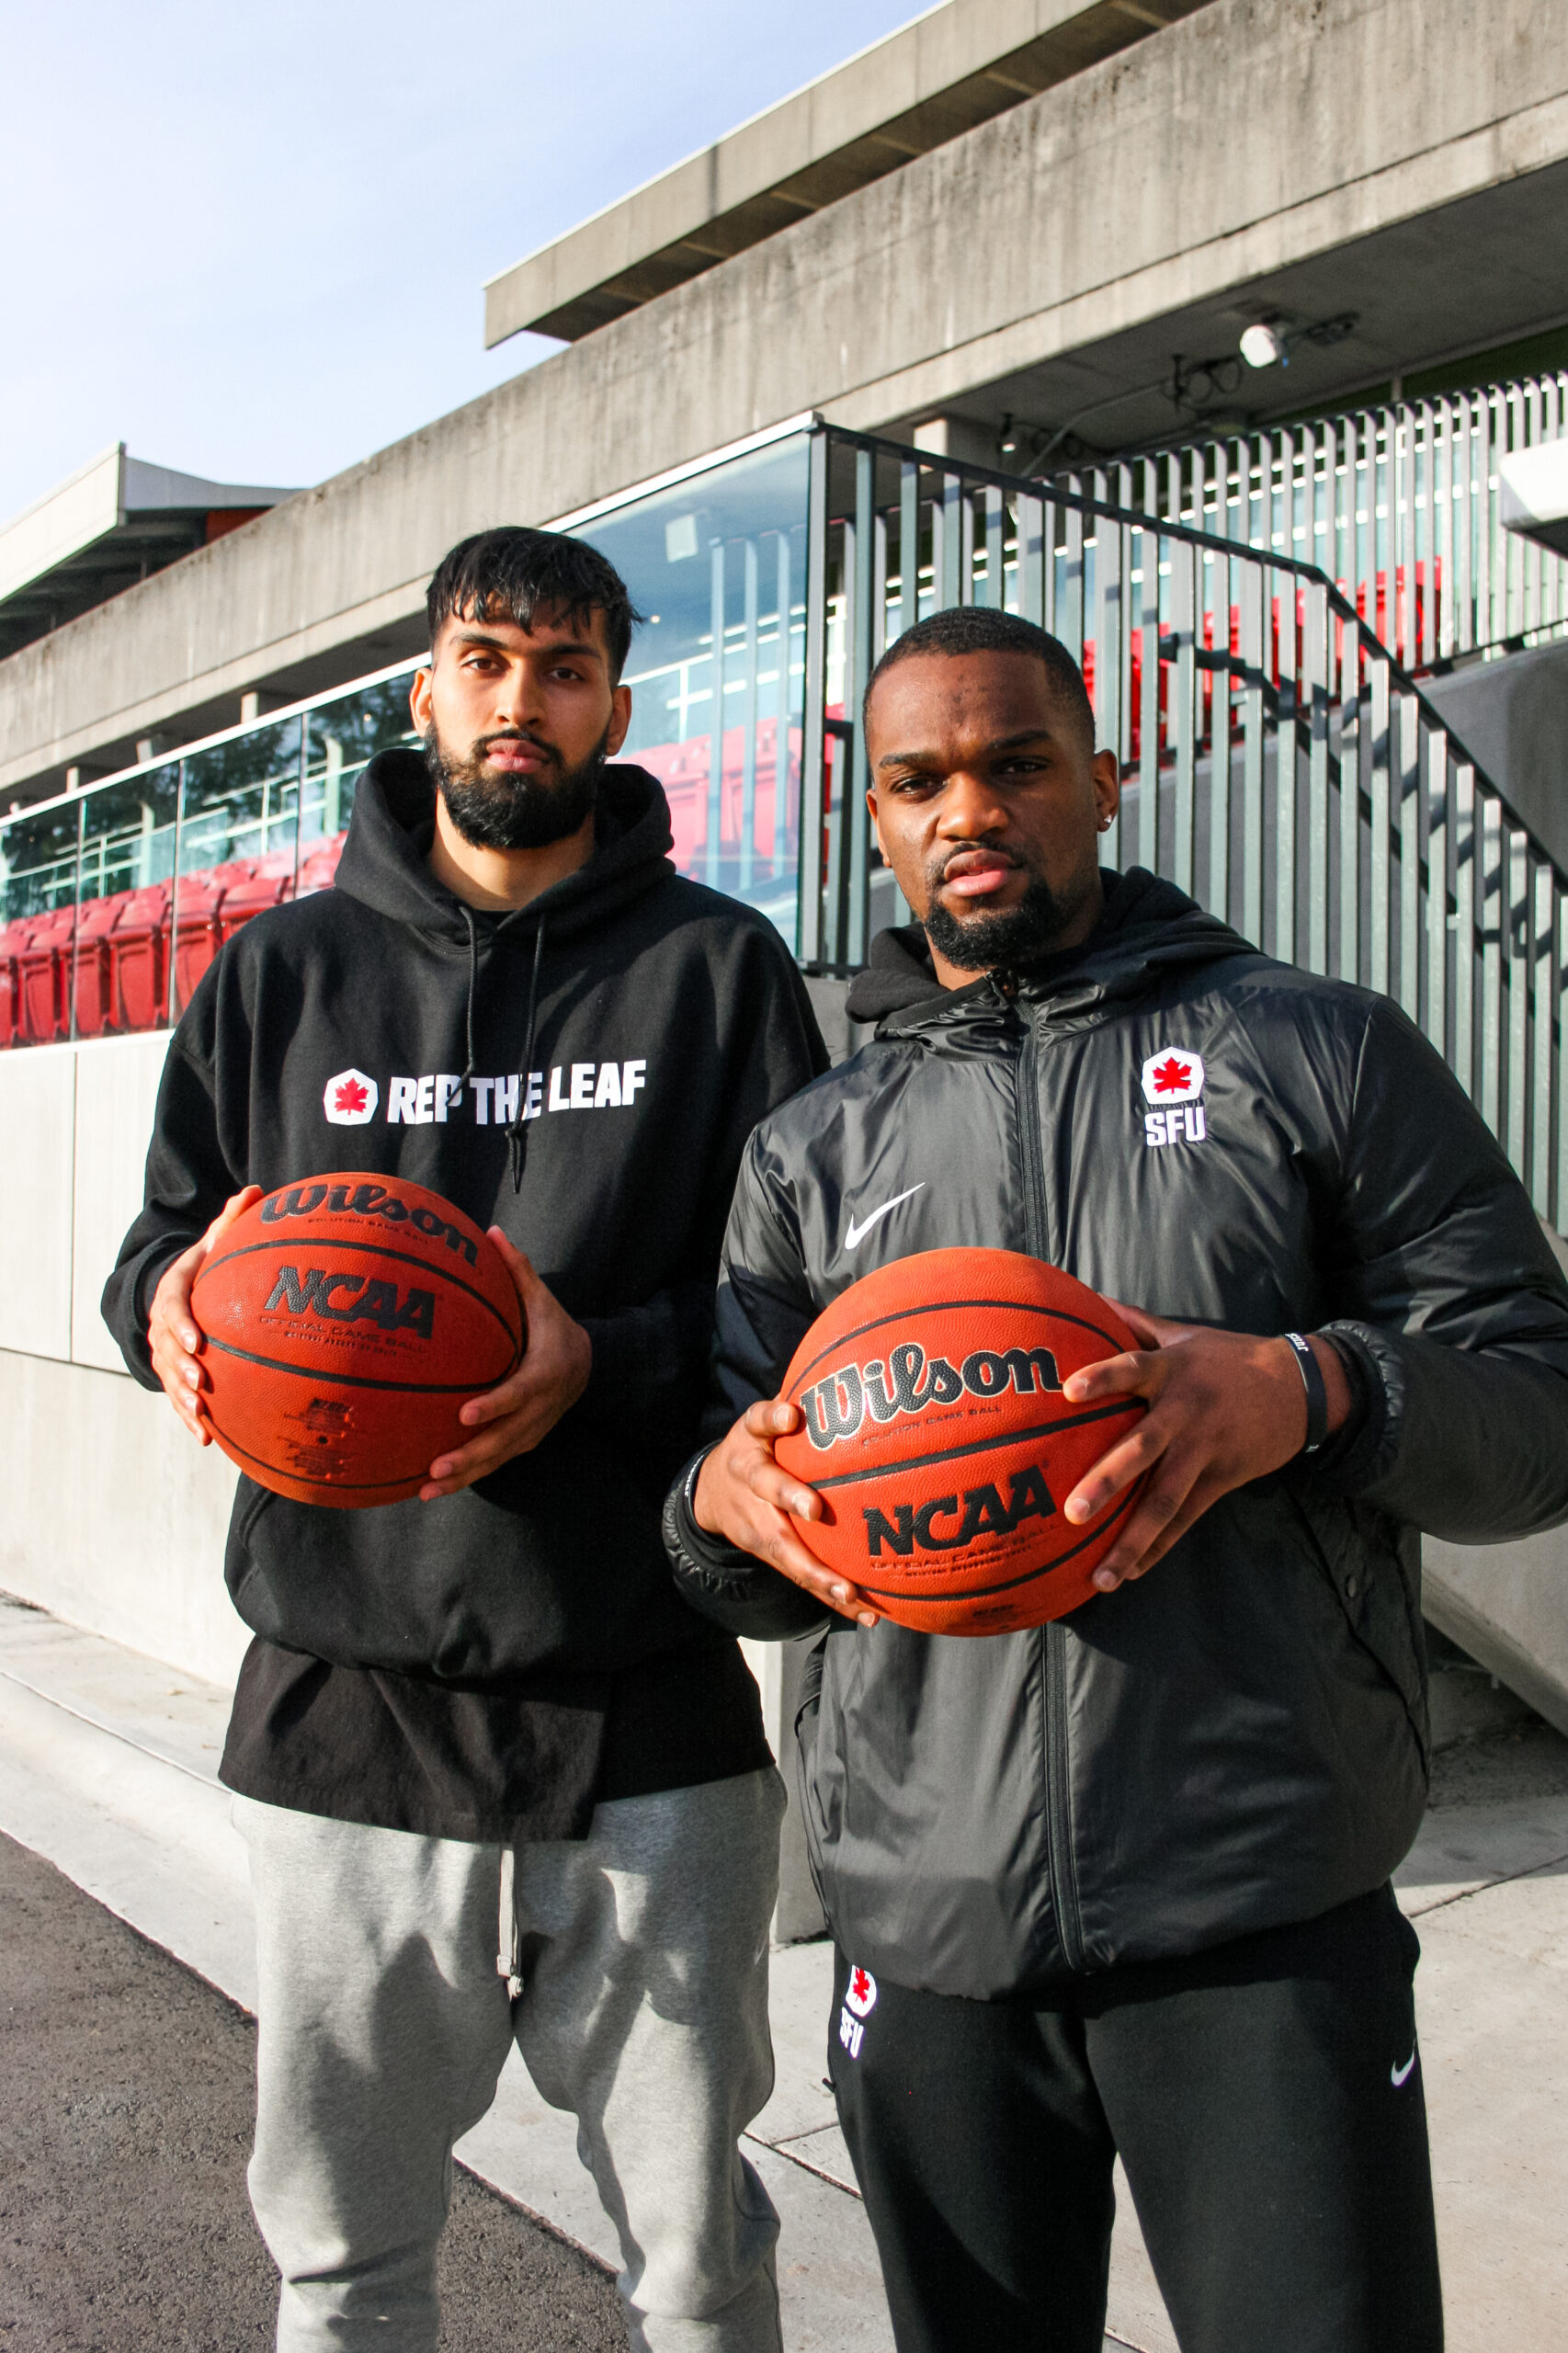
[845, 1183, 926, 1253]
[1391, 2050, 1416, 2087]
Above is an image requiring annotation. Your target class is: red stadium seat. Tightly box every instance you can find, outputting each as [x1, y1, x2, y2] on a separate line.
[295, 832, 346, 895]
[73, 892, 133, 1039]
[0, 922, 28, 1050]
[214, 848, 295, 947]
[172, 863, 249, 1011]
[18, 909, 75, 1044]
[109, 883, 173, 1033]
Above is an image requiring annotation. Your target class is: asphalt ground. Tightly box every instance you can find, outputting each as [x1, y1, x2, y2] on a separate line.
[0, 1831, 625, 2353]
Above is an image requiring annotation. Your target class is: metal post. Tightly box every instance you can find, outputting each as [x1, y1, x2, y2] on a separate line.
[707, 540, 726, 890]
[1171, 538, 1197, 897]
[1452, 760, 1476, 1100]
[846, 449, 875, 967]
[740, 539, 759, 897]
[898, 462, 919, 642]
[1396, 689, 1421, 1021]
[1337, 620, 1360, 984]
[1368, 654, 1391, 997]
[1424, 725, 1449, 1062]
[797, 433, 830, 965]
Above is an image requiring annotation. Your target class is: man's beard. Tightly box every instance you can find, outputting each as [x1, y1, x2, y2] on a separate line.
[923, 869, 1093, 973]
[425, 722, 609, 849]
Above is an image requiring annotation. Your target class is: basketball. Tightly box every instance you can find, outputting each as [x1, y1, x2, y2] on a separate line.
[190, 1173, 524, 1507]
[773, 1248, 1148, 1634]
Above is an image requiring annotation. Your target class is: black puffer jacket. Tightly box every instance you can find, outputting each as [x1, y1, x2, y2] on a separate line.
[665, 870, 1568, 1996]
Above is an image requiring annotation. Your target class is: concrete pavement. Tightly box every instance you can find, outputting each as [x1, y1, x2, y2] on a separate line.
[4, 1588, 1567, 2349]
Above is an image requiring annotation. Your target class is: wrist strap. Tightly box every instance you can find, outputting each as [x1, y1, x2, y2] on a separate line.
[1282, 1332, 1328, 1454]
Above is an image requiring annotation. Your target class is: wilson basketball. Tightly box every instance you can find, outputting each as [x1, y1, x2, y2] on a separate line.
[774, 1248, 1147, 1634]
[191, 1173, 523, 1507]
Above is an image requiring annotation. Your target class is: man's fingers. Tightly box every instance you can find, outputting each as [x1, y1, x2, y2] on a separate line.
[1062, 1406, 1176, 1524]
[1090, 1462, 1212, 1590]
[743, 1505, 877, 1625]
[744, 1396, 801, 1439]
[744, 1454, 823, 1523]
[1062, 1347, 1161, 1406]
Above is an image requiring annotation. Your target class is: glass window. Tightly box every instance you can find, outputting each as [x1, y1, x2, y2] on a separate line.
[574, 434, 811, 947]
[74, 767, 182, 1038]
[174, 718, 304, 1014]
[0, 799, 81, 1046]
[299, 670, 422, 889]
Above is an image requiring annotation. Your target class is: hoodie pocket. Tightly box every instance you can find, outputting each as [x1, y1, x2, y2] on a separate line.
[1282, 1479, 1429, 1764]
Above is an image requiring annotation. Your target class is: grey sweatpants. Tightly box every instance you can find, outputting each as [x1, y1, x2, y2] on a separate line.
[234, 1768, 786, 2353]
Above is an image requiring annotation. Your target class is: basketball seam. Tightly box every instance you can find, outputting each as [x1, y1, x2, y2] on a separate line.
[205, 1411, 430, 1493]
[797, 1398, 1141, 1491]
[199, 1334, 517, 1394]
[790, 1298, 1127, 1387]
[197, 1234, 521, 1349]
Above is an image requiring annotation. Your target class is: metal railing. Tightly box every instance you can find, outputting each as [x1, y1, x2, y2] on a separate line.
[1055, 370, 1568, 675]
[800, 426, 1568, 1237]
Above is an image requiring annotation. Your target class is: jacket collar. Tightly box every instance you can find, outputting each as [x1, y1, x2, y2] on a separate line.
[847, 870, 1257, 1039]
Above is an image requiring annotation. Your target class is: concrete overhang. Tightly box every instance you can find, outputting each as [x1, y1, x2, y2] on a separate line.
[1500, 441, 1568, 559]
[483, 0, 1210, 347]
[0, 447, 295, 665]
[4, 0, 1566, 807]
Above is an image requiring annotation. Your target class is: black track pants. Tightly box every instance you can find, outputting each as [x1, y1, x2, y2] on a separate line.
[828, 1885, 1442, 2353]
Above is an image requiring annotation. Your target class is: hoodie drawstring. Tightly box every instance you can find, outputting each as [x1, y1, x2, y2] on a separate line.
[459, 904, 481, 1084]
[506, 918, 547, 1194]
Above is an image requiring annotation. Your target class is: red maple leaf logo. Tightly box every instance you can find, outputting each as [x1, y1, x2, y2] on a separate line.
[849, 1967, 872, 2007]
[1151, 1056, 1192, 1096]
[334, 1078, 369, 1115]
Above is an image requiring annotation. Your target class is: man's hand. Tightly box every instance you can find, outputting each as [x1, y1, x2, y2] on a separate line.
[148, 1186, 264, 1441]
[420, 1231, 592, 1500]
[1061, 1305, 1352, 1591]
[694, 1399, 880, 1627]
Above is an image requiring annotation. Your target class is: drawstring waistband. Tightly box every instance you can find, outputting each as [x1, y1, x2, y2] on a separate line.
[497, 1848, 521, 1999]
[506, 919, 547, 1194]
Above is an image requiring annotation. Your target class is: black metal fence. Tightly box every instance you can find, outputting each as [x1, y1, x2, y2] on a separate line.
[800, 426, 1568, 1235]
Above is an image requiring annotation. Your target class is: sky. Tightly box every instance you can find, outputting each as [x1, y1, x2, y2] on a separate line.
[1, 0, 923, 527]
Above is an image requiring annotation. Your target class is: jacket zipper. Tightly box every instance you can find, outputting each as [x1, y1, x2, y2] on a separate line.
[1012, 987, 1087, 1973]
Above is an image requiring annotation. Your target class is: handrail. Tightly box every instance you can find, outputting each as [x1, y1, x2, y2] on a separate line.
[800, 425, 1568, 1234]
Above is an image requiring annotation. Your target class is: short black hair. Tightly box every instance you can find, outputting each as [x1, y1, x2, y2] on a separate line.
[863, 607, 1095, 753]
[426, 528, 642, 682]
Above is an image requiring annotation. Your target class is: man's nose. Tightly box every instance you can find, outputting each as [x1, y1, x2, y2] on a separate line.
[937, 769, 1008, 837]
[493, 663, 548, 729]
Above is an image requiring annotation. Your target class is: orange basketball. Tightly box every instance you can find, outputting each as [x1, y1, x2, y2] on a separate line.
[191, 1173, 523, 1507]
[774, 1248, 1147, 1634]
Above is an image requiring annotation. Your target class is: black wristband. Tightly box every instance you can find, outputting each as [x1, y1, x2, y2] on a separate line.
[1282, 1331, 1329, 1454]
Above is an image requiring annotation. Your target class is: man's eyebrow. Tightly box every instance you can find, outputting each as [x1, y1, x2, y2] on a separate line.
[450, 628, 603, 660]
[874, 727, 1056, 772]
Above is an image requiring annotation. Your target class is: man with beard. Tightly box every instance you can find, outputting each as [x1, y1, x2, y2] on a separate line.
[103, 527, 826, 2353]
[664, 607, 1568, 2351]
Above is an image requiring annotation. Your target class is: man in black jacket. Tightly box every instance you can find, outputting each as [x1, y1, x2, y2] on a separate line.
[665, 607, 1568, 2353]
[104, 529, 827, 2353]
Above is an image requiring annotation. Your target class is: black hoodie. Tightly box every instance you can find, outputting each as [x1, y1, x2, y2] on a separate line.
[103, 751, 828, 1839]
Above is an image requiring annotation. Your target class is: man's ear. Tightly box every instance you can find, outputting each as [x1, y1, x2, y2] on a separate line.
[606, 682, 632, 758]
[409, 665, 435, 733]
[1091, 748, 1120, 832]
[867, 787, 886, 863]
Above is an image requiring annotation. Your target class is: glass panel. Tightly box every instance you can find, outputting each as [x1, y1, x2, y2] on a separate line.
[174, 716, 304, 1014]
[74, 767, 181, 1039]
[299, 669, 423, 892]
[574, 434, 811, 946]
[0, 799, 80, 1046]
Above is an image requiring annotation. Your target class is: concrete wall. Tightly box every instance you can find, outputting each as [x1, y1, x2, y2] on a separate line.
[6, 0, 1566, 800]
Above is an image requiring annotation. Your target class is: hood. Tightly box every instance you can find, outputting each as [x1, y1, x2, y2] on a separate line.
[333, 747, 676, 947]
[846, 868, 1256, 1032]
[333, 746, 678, 1188]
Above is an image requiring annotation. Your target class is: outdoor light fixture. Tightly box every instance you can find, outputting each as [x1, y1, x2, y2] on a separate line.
[1239, 322, 1286, 369]
[1238, 313, 1358, 371]
[998, 415, 1019, 456]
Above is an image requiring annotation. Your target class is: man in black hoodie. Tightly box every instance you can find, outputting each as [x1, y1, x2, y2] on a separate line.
[666, 608, 1568, 2352]
[103, 528, 826, 2353]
